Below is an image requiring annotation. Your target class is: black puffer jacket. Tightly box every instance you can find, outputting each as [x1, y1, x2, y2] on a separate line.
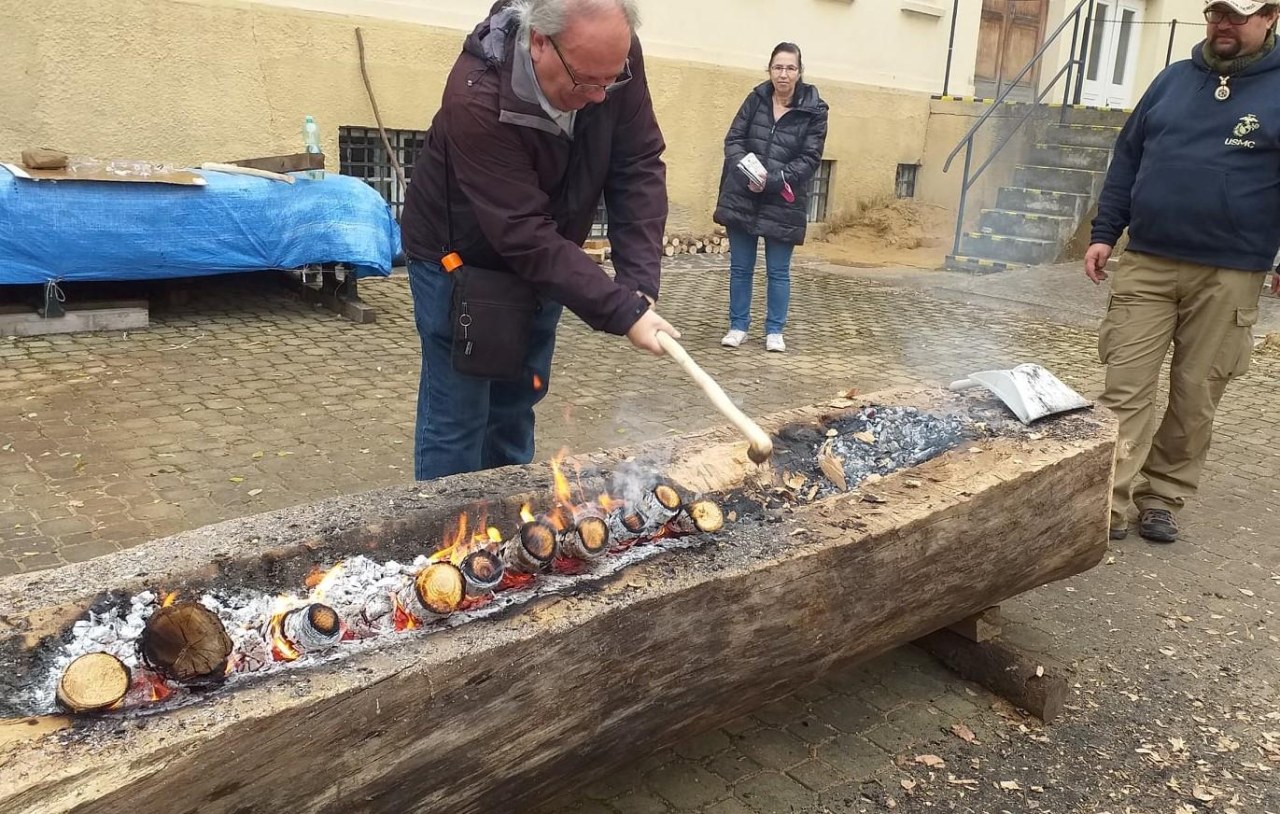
[713, 81, 829, 245]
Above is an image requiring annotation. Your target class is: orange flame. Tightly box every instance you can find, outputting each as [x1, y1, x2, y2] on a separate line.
[307, 561, 345, 603]
[161, 591, 178, 608]
[598, 493, 618, 512]
[532, 374, 544, 391]
[391, 592, 418, 631]
[268, 612, 301, 662]
[519, 503, 536, 524]
[550, 452, 574, 507]
[486, 526, 503, 544]
[430, 513, 471, 564]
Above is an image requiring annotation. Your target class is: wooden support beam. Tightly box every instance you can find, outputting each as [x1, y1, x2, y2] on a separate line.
[227, 152, 325, 174]
[916, 628, 1069, 723]
[946, 606, 1002, 643]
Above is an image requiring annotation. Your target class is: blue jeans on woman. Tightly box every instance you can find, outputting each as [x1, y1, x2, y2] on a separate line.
[727, 227, 795, 335]
[408, 259, 563, 480]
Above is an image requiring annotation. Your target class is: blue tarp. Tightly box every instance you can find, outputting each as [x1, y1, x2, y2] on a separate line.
[0, 166, 401, 285]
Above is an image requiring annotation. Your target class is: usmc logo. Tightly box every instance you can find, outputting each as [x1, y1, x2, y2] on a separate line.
[1225, 113, 1261, 148]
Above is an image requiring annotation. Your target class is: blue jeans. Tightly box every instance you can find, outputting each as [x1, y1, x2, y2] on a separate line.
[408, 259, 563, 480]
[727, 227, 795, 335]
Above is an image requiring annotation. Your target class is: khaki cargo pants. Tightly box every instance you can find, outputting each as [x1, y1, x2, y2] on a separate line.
[1098, 250, 1263, 528]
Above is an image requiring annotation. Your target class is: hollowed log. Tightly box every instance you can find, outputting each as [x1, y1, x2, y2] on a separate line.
[139, 602, 233, 685]
[0, 387, 1114, 814]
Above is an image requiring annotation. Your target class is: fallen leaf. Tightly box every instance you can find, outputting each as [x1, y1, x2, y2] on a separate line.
[1, 443, 11, 452]
[68, 500, 85, 508]
[252, 451, 264, 460]
[915, 754, 945, 769]
[900, 779, 917, 791]
[784, 471, 808, 491]
[1193, 785, 1218, 802]
[829, 398, 856, 409]
[946, 775, 978, 787]
[1239, 588, 1255, 597]
[1160, 647, 1177, 657]
[825, 428, 838, 438]
[1170, 737, 1187, 752]
[229, 476, 244, 484]
[247, 488, 263, 497]
[951, 723, 978, 743]
[853, 431, 876, 444]
[998, 780, 1021, 791]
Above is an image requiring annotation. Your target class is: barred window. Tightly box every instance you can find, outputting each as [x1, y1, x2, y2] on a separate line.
[808, 160, 834, 223]
[589, 195, 608, 238]
[338, 127, 428, 219]
[896, 163, 919, 199]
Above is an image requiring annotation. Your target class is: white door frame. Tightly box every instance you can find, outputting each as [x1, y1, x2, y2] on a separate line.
[1081, 0, 1145, 107]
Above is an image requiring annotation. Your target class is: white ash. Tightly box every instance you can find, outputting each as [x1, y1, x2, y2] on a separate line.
[820, 405, 971, 495]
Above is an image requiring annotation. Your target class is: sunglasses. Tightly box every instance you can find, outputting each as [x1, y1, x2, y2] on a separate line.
[546, 36, 632, 95]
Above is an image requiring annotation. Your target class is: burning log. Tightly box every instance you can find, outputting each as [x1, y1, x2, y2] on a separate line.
[605, 504, 648, 543]
[397, 562, 465, 622]
[501, 515, 558, 574]
[667, 499, 726, 536]
[55, 653, 131, 713]
[139, 601, 234, 685]
[270, 603, 343, 661]
[635, 482, 683, 529]
[460, 549, 504, 597]
[558, 506, 611, 561]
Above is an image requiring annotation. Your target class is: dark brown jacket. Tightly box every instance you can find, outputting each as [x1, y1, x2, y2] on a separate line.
[400, 3, 668, 335]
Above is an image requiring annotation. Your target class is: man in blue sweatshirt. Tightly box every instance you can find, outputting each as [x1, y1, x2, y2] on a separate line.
[1086, 0, 1277, 544]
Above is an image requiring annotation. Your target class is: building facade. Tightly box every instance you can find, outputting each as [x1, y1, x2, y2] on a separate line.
[0, 0, 1209, 236]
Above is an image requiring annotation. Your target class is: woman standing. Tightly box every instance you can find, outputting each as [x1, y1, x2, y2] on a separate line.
[714, 42, 829, 352]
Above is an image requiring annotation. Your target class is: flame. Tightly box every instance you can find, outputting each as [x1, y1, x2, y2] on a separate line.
[308, 561, 345, 603]
[430, 513, 470, 564]
[391, 592, 418, 631]
[487, 526, 503, 544]
[598, 492, 618, 512]
[550, 451, 574, 506]
[520, 503, 536, 524]
[161, 591, 178, 608]
[268, 611, 301, 662]
[140, 670, 172, 703]
[532, 373, 544, 391]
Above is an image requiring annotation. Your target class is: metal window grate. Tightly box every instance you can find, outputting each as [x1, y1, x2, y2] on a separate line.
[808, 160, 834, 223]
[895, 163, 918, 199]
[338, 126, 428, 219]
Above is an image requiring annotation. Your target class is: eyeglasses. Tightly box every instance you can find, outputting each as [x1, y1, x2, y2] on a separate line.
[1205, 7, 1258, 25]
[546, 36, 632, 95]
[770, 65, 800, 74]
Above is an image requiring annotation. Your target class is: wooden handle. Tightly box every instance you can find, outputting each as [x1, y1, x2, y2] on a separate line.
[656, 332, 773, 463]
[199, 162, 296, 184]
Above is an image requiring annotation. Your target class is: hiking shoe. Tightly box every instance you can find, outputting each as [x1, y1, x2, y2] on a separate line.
[766, 333, 786, 352]
[1109, 526, 1128, 540]
[1138, 508, 1178, 543]
[721, 329, 747, 348]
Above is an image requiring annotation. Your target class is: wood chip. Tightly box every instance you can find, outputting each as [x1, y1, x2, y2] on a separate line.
[951, 723, 978, 743]
[915, 754, 945, 769]
[853, 431, 876, 444]
[818, 452, 848, 492]
[998, 780, 1021, 791]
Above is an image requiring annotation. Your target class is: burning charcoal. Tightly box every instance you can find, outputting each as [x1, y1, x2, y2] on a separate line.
[56, 652, 131, 713]
[397, 562, 465, 623]
[460, 549, 504, 597]
[268, 603, 343, 661]
[559, 506, 611, 560]
[502, 516, 558, 574]
[139, 601, 234, 686]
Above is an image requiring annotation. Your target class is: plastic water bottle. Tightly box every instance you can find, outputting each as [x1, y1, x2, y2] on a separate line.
[302, 115, 324, 180]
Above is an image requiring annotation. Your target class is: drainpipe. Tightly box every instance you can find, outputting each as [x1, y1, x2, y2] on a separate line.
[943, 0, 961, 96]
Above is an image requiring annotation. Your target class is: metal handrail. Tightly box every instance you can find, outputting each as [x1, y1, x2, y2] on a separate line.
[943, 0, 1097, 257]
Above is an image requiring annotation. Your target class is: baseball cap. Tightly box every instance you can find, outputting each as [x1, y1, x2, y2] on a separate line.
[1205, 0, 1280, 14]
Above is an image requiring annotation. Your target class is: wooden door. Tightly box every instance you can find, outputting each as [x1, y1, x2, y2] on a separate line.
[976, 0, 1049, 90]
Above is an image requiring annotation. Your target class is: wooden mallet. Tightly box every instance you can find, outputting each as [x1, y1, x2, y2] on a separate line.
[656, 332, 774, 464]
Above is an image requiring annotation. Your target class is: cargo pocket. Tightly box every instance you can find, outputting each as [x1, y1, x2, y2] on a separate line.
[1210, 306, 1258, 380]
[1098, 295, 1127, 365]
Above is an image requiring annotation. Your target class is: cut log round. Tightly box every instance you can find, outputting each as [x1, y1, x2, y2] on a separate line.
[140, 601, 233, 684]
[56, 652, 131, 713]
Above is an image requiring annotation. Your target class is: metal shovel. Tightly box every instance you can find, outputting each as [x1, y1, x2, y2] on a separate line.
[948, 363, 1090, 425]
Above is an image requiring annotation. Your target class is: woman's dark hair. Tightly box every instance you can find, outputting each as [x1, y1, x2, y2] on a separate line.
[769, 42, 804, 106]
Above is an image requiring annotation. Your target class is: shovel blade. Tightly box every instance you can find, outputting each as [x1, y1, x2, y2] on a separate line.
[965, 364, 1090, 424]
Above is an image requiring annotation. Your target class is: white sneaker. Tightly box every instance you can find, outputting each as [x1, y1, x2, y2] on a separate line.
[766, 333, 786, 352]
[721, 329, 747, 348]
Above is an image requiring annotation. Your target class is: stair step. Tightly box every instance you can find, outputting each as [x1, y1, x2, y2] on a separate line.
[1059, 106, 1132, 127]
[1030, 143, 1112, 172]
[1045, 123, 1124, 148]
[1013, 164, 1106, 195]
[960, 232, 1059, 265]
[979, 208, 1075, 242]
[996, 186, 1090, 217]
[944, 254, 1028, 274]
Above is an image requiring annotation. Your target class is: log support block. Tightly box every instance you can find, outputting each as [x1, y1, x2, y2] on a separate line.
[916, 628, 1069, 723]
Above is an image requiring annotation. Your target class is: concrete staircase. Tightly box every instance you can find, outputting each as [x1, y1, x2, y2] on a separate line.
[946, 107, 1129, 273]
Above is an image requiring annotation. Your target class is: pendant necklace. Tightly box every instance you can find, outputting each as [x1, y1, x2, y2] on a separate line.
[1215, 75, 1232, 101]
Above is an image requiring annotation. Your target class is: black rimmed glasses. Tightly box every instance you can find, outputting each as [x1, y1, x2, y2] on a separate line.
[1205, 7, 1257, 25]
[546, 36, 632, 95]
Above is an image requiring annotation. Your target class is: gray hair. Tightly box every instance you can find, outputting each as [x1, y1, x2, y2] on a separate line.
[511, 0, 641, 44]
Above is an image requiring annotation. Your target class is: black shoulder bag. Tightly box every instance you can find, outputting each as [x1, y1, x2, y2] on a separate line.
[443, 145, 542, 381]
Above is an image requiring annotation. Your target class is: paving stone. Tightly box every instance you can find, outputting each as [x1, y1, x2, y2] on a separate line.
[750, 696, 809, 727]
[864, 723, 917, 755]
[821, 693, 884, 734]
[644, 761, 729, 810]
[786, 758, 842, 792]
[701, 799, 754, 814]
[672, 728, 731, 761]
[732, 771, 817, 814]
[610, 792, 670, 814]
[705, 750, 762, 784]
[731, 726, 810, 771]
[785, 715, 838, 746]
[816, 734, 893, 783]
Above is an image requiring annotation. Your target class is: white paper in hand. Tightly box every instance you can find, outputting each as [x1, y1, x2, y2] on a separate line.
[736, 153, 767, 186]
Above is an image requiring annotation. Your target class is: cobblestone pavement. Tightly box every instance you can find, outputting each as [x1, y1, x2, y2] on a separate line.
[2, 256, 1278, 813]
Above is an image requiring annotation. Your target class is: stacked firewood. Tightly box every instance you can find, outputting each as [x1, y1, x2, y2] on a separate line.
[662, 230, 729, 257]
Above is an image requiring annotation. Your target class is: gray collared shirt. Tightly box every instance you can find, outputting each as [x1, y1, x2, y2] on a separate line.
[513, 36, 576, 138]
